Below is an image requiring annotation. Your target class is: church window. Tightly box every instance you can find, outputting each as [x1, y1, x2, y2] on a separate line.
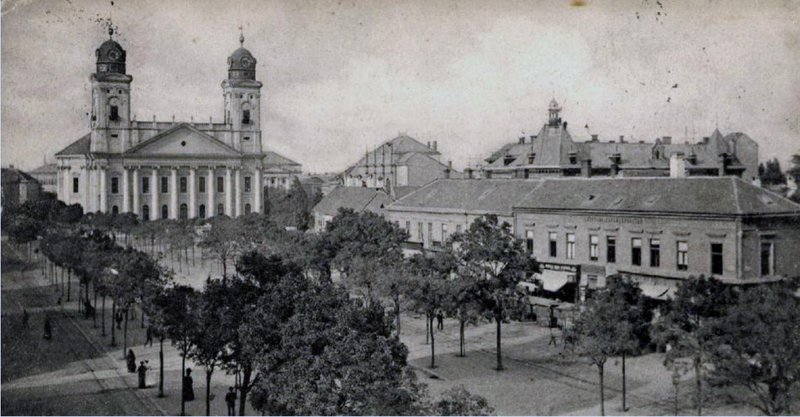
[180, 177, 187, 193]
[244, 136, 250, 141]
[142, 177, 150, 194]
[111, 177, 119, 194]
[242, 110, 251, 124]
[161, 205, 169, 219]
[244, 176, 251, 193]
[217, 177, 224, 193]
[245, 203, 251, 215]
[161, 177, 168, 193]
[142, 205, 150, 220]
[199, 204, 206, 219]
[73, 177, 79, 193]
[199, 177, 206, 193]
[179, 204, 188, 220]
[217, 203, 224, 216]
[111, 205, 119, 215]
[110, 105, 119, 121]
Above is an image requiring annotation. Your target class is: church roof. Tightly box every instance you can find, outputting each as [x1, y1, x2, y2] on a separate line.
[31, 163, 58, 174]
[124, 123, 242, 157]
[263, 151, 300, 167]
[55, 133, 91, 156]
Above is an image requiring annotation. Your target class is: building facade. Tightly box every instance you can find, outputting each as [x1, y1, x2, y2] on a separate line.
[1, 166, 42, 208]
[342, 134, 458, 189]
[55, 29, 298, 219]
[29, 163, 58, 194]
[386, 177, 800, 300]
[482, 99, 759, 181]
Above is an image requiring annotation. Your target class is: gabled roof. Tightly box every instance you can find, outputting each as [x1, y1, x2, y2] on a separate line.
[55, 133, 91, 156]
[389, 179, 545, 216]
[124, 123, 241, 157]
[263, 151, 301, 167]
[514, 177, 800, 216]
[312, 186, 390, 217]
[344, 134, 440, 175]
[484, 124, 579, 170]
[1, 168, 38, 183]
[31, 163, 58, 174]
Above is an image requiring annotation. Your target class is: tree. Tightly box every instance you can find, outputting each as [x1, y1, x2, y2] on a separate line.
[652, 276, 738, 416]
[428, 386, 495, 416]
[708, 282, 800, 415]
[189, 279, 229, 416]
[452, 215, 531, 371]
[404, 253, 452, 368]
[786, 153, 800, 183]
[573, 280, 635, 416]
[326, 208, 407, 278]
[199, 216, 242, 278]
[759, 158, 786, 186]
[157, 285, 199, 416]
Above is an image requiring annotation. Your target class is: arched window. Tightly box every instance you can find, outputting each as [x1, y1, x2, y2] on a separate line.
[217, 203, 224, 216]
[111, 205, 119, 215]
[161, 205, 169, 219]
[179, 203, 188, 220]
[199, 204, 206, 219]
[142, 205, 150, 220]
[245, 203, 251, 215]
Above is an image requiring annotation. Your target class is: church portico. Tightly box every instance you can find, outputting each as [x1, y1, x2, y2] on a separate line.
[55, 28, 284, 219]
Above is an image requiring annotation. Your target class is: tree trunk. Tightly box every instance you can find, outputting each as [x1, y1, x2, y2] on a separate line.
[694, 358, 702, 416]
[93, 283, 98, 328]
[111, 300, 116, 346]
[123, 308, 129, 354]
[222, 258, 227, 279]
[599, 364, 606, 416]
[458, 319, 466, 358]
[102, 295, 106, 336]
[158, 338, 165, 397]
[67, 269, 72, 302]
[239, 366, 251, 416]
[673, 378, 679, 416]
[394, 292, 401, 340]
[205, 367, 213, 416]
[622, 352, 627, 411]
[425, 316, 430, 345]
[181, 353, 186, 416]
[495, 316, 503, 371]
[429, 314, 436, 369]
[61, 267, 65, 296]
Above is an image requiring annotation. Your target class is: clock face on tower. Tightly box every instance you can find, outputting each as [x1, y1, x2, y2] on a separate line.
[108, 49, 120, 60]
[241, 56, 253, 68]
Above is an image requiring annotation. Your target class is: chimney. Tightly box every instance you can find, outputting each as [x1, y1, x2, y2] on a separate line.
[670, 152, 686, 178]
[591, 134, 598, 142]
[619, 135, 625, 143]
[444, 160, 452, 179]
[427, 141, 431, 149]
[433, 141, 438, 151]
[530, 135, 536, 142]
[661, 136, 672, 145]
[718, 153, 729, 176]
[518, 137, 525, 144]
[581, 159, 592, 177]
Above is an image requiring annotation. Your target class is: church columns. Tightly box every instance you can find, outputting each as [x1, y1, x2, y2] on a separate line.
[189, 168, 197, 218]
[225, 167, 233, 217]
[83, 168, 91, 213]
[207, 168, 215, 217]
[150, 168, 158, 221]
[61, 168, 70, 204]
[99, 167, 108, 213]
[122, 168, 130, 213]
[132, 168, 140, 216]
[234, 168, 242, 217]
[253, 168, 262, 213]
[170, 168, 178, 219]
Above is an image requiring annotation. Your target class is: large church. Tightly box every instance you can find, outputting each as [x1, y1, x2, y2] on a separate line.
[55, 28, 300, 220]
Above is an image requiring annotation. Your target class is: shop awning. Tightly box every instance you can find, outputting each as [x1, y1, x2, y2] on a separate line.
[536, 269, 572, 292]
[637, 281, 677, 301]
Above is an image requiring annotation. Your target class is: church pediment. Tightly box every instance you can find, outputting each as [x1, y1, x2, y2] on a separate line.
[125, 123, 241, 157]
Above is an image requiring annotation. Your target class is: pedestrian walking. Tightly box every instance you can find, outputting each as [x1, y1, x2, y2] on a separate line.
[144, 325, 153, 347]
[126, 349, 137, 373]
[436, 309, 444, 330]
[115, 310, 123, 330]
[43, 315, 52, 340]
[137, 360, 148, 389]
[225, 387, 237, 416]
[22, 308, 29, 329]
[183, 368, 195, 401]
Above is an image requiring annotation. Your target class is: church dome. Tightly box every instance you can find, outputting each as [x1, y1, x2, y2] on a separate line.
[95, 28, 126, 74]
[548, 98, 560, 110]
[227, 33, 256, 80]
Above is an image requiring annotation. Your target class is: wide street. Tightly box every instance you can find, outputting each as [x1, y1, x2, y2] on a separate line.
[1, 242, 768, 415]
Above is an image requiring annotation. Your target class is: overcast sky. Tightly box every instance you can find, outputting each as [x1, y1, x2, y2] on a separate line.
[2, 0, 799, 173]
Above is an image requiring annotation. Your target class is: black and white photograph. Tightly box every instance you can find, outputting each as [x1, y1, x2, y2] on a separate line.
[2, 0, 800, 415]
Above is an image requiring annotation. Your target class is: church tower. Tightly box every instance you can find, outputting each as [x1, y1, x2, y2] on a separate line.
[90, 27, 133, 153]
[222, 32, 263, 154]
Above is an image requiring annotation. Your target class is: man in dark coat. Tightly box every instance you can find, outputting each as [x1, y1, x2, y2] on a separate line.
[137, 361, 148, 388]
[183, 368, 195, 401]
[225, 387, 237, 416]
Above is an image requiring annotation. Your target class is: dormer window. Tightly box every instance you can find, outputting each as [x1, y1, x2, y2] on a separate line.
[503, 155, 515, 166]
[242, 109, 251, 124]
[110, 105, 119, 121]
[528, 153, 536, 164]
[568, 152, 577, 165]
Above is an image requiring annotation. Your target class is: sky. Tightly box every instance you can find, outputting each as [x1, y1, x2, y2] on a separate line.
[2, 0, 799, 173]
